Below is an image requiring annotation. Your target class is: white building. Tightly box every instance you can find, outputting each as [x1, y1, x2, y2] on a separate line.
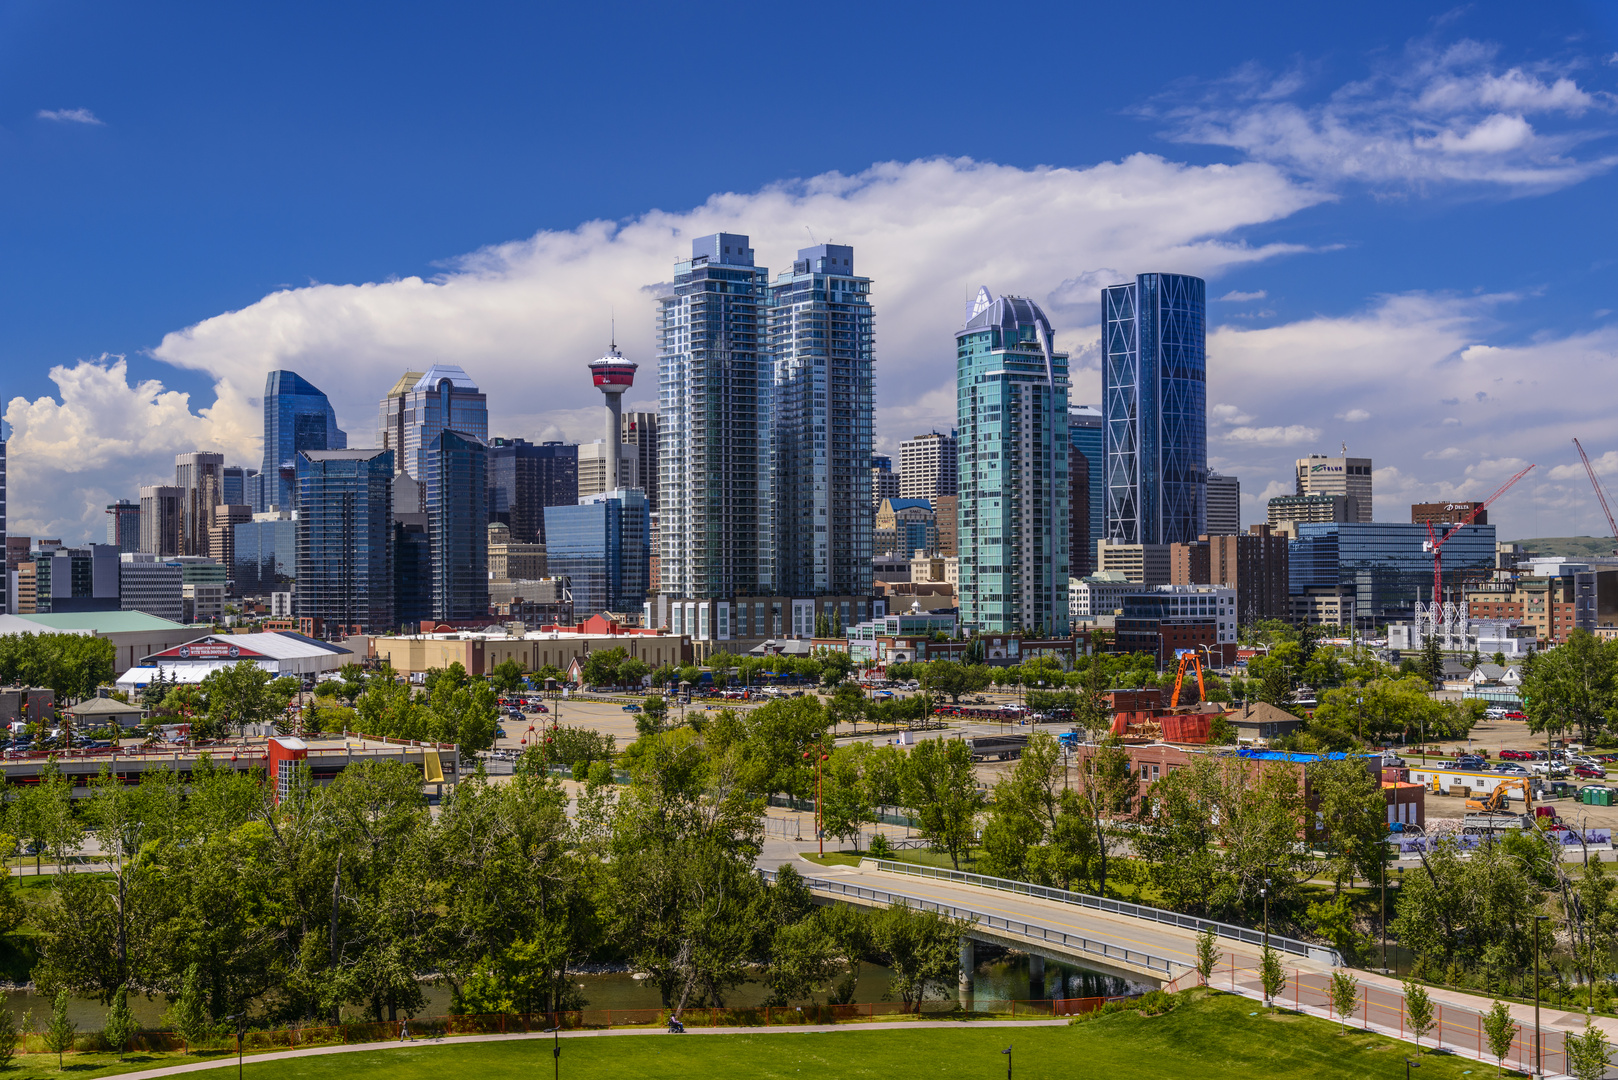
[1069, 571, 1141, 621]
[119, 553, 184, 622]
[116, 631, 352, 692]
[899, 431, 958, 501]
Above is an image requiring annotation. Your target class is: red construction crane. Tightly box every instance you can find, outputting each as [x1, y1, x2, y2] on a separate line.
[1423, 463, 1536, 608]
[1572, 438, 1618, 542]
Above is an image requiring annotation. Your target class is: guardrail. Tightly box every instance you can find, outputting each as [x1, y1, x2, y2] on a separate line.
[763, 869, 1183, 978]
[861, 859, 1342, 967]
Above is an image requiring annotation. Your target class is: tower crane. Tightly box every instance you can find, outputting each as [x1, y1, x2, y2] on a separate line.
[1423, 463, 1536, 610]
[1572, 438, 1618, 547]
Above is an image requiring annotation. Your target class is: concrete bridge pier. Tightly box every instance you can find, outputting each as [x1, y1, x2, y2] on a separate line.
[1028, 953, 1045, 999]
[958, 937, 975, 1006]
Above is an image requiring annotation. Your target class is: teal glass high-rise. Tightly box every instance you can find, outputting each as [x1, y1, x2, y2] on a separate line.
[956, 288, 1069, 636]
[1102, 274, 1206, 546]
[260, 370, 347, 511]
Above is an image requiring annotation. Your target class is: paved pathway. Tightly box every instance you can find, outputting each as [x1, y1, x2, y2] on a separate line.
[107, 1019, 1073, 1079]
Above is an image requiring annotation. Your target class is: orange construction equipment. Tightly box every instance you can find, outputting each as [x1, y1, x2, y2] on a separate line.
[1465, 777, 1532, 813]
[1169, 651, 1206, 708]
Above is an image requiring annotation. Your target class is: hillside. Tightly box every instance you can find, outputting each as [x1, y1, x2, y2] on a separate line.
[1505, 535, 1618, 558]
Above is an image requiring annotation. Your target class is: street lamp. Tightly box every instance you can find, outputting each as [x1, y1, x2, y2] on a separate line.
[1260, 878, 1271, 1004]
[1001, 1043, 1012, 1080]
[224, 1014, 244, 1080]
[544, 1025, 561, 1080]
[803, 744, 829, 855]
[1404, 1056, 1420, 1080]
[1533, 913, 1550, 1076]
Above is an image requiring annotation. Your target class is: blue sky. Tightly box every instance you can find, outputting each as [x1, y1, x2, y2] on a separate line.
[4, 0, 1618, 542]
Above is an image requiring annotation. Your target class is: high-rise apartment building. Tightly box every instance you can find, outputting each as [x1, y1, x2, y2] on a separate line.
[1269, 494, 1359, 528]
[294, 449, 395, 633]
[487, 438, 577, 544]
[1068, 406, 1104, 575]
[232, 513, 297, 598]
[207, 503, 254, 578]
[377, 370, 426, 468]
[769, 243, 874, 599]
[425, 430, 488, 621]
[871, 454, 900, 512]
[1296, 453, 1372, 522]
[1070, 449, 1091, 579]
[1102, 274, 1207, 546]
[106, 501, 141, 552]
[139, 486, 183, 557]
[401, 366, 489, 483]
[1170, 526, 1289, 623]
[175, 451, 224, 557]
[622, 411, 659, 511]
[1206, 472, 1240, 535]
[656, 233, 772, 603]
[260, 371, 346, 511]
[899, 431, 957, 501]
[956, 288, 1069, 635]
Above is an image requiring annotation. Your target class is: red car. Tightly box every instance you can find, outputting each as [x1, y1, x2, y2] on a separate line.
[1575, 764, 1607, 779]
[1503, 711, 1527, 721]
[1499, 749, 1529, 760]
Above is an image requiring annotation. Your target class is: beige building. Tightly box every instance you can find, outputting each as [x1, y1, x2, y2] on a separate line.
[577, 442, 638, 500]
[1268, 493, 1359, 528]
[374, 628, 691, 678]
[1295, 454, 1372, 522]
[1096, 541, 1170, 585]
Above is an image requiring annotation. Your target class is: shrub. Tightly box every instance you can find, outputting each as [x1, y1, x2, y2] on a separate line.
[868, 833, 895, 858]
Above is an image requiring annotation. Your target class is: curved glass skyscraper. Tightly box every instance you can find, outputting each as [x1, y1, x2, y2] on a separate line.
[260, 370, 347, 511]
[1102, 273, 1206, 547]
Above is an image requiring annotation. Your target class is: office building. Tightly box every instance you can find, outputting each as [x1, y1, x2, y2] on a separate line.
[900, 431, 957, 501]
[259, 371, 346, 511]
[622, 411, 659, 512]
[232, 513, 298, 598]
[487, 438, 576, 544]
[1102, 274, 1207, 546]
[1289, 521, 1495, 624]
[400, 365, 489, 483]
[394, 521, 433, 631]
[1070, 448, 1092, 579]
[768, 243, 874, 600]
[106, 501, 141, 553]
[30, 545, 121, 614]
[1068, 571, 1139, 621]
[872, 454, 900, 512]
[206, 504, 254, 579]
[1296, 453, 1372, 522]
[656, 233, 772, 603]
[220, 466, 252, 507]
[545, 490, 649, 621]
[577, 442, 638, 501]
[1206, 472, 1240, 535]
[119, 554, 185, 622]
[139, 486, 183, 557]
[426, 430, 488, 622]
[294, 449, 395, 634]
[1095, 540, 1171, 586]
[874, 498, 938, 557]
[488, 522, 548, 581]
[1115, 584, 1237, 666]
[1170, 526, 1289, 624]
[174, 451, 224, 557]
[956, 287, 1069, 635]
[934, 494, 959, 558]
[1068, 406, 1104, 572]
[0, 431, 6, 611]
[377, 370, 426, 468]
[1413, 501, 1486, 527]
[1268, 494, 1359, 528]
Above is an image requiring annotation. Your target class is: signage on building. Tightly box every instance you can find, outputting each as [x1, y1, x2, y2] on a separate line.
[153, 638, 263, 660]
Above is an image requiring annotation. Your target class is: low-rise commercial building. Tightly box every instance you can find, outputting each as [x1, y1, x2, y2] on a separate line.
[373, 615, 692, 678]
[115, 630, 352, 691]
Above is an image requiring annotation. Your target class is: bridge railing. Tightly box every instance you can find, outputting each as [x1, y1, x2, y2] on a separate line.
[764, 869, 1184, 978]
[858, 859, 1342, 967]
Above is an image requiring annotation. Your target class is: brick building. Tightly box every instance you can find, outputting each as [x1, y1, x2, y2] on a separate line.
[1169, 525, 1289, 624]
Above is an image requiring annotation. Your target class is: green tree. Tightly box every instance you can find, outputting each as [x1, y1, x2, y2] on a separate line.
[1309, 758, 1390, 893]
[1329, 969, 1359, 1032]
[1404, 978, 1435, 1047]
[1259, 946, 1285, 1006]
[899, 738, 983, 870]
[1482, 999, 1516, 1077]
[104, 984, 137, 1062]
[1492, 651, 1508, 668]
[618, 657, 651, 689]
[0, 632, 115, 702]
[1566, 854, 1618, 1008]
[1567, 1016, 1613, 1080]
[164, 963, 211, 1053]
[827, 681, 866, 731]
[1519, 630, 1618, 744]
[1195, 928, 1220, 987]
[582, 648, 628, 689]
[9, 759, 79, 875]
[919, 661, 969, 704]
[819, 744, 875, 850]
[489, 659, 526, 695]
[197, 660, 285, 739]
[44, 989, 75, 1067]
[867, 901, 970, 1012]
[0, 1008, 16, 1069]
[1419, 634, 1445, 687]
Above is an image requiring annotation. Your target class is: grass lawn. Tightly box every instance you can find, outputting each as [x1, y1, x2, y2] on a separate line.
[159, 992, 1497, 1080]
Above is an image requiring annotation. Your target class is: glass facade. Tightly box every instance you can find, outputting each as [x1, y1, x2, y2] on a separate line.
[956, 288, 1070, 636]
[232, 518, 297, 597]
[260, 371, 346, 511]
[1290, 522, 1497, 622]
[1068, 405, 1104, 574]
[394, 521, 432, 629]
[544, 490, 650, 620]
[402, 365, 489, 483]
[294, 450, 394, 631]
[1102, 274, 1207, 546]
[426, 430, 489, 621]
[487, 437, 577, 543]
[656, 233, 772, 601]
[768, 244, 874, 599]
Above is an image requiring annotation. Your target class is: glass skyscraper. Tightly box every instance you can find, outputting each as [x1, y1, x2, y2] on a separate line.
[656, 233, 772, 602]
[956, 288, 1070, 636]
[1068, 405, 1104, 575]
[1102, 274, 1207, 546]
[232, 516, 298, 597]
[294, 449, 394, 633]
[544, 490, 650, 621]
[260, 371, 347, 512]
[488, 437, 577, 543]
[1289, 521, 1496, 623]
[768, 244, 874, 599]
[426, 429, 489, 621]
[402, 365, 489, 483]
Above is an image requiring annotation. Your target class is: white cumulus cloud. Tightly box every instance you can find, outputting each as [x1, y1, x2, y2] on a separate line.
[1216, 290, 1267, 302]
[36, 107, 102, 125]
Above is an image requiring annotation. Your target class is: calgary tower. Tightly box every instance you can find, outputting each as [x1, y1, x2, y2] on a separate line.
[588, 336, 637, 494]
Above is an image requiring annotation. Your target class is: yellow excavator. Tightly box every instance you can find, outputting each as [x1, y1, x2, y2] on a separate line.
[1466, 777, 1532, 813]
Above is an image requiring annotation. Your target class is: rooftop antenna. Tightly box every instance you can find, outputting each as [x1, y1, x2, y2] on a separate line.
[1341, 441, 1348, 456]
[610, 307, 616, 352]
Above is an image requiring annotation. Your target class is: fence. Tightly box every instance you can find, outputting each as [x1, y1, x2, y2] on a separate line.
[7, 999, 1119, 1058]
[863, 859, 1343, 967]
[771, 869, 1184, 978]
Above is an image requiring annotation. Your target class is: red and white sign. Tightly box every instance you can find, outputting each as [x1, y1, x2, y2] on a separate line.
[150, 638, 265, 660]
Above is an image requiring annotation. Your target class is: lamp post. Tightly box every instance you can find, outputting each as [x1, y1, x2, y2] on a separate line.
[224, 1013, 244, 1080]
[545, 1025, 561, 1080]
[1405, 1056, 1420, 1080]
[803, 743, 828, 855]
[1260, 878, 1271, 1004]
[1533, 913, 1549, 1076]
[1001, 1043, 1012, 1080]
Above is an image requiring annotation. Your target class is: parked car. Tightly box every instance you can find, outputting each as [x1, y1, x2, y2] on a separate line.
[1575, 764, 1607, 779]
[1495, 763, 1529, 776]
[1456, 756, 1487, 771]
[1503, 711, 1528, 721]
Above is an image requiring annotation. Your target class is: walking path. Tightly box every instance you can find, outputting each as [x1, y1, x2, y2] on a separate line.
[107, 1019, 1074, 1079]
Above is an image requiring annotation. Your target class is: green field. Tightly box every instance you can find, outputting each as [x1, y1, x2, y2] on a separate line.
[0, 992, 1492, 1080]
